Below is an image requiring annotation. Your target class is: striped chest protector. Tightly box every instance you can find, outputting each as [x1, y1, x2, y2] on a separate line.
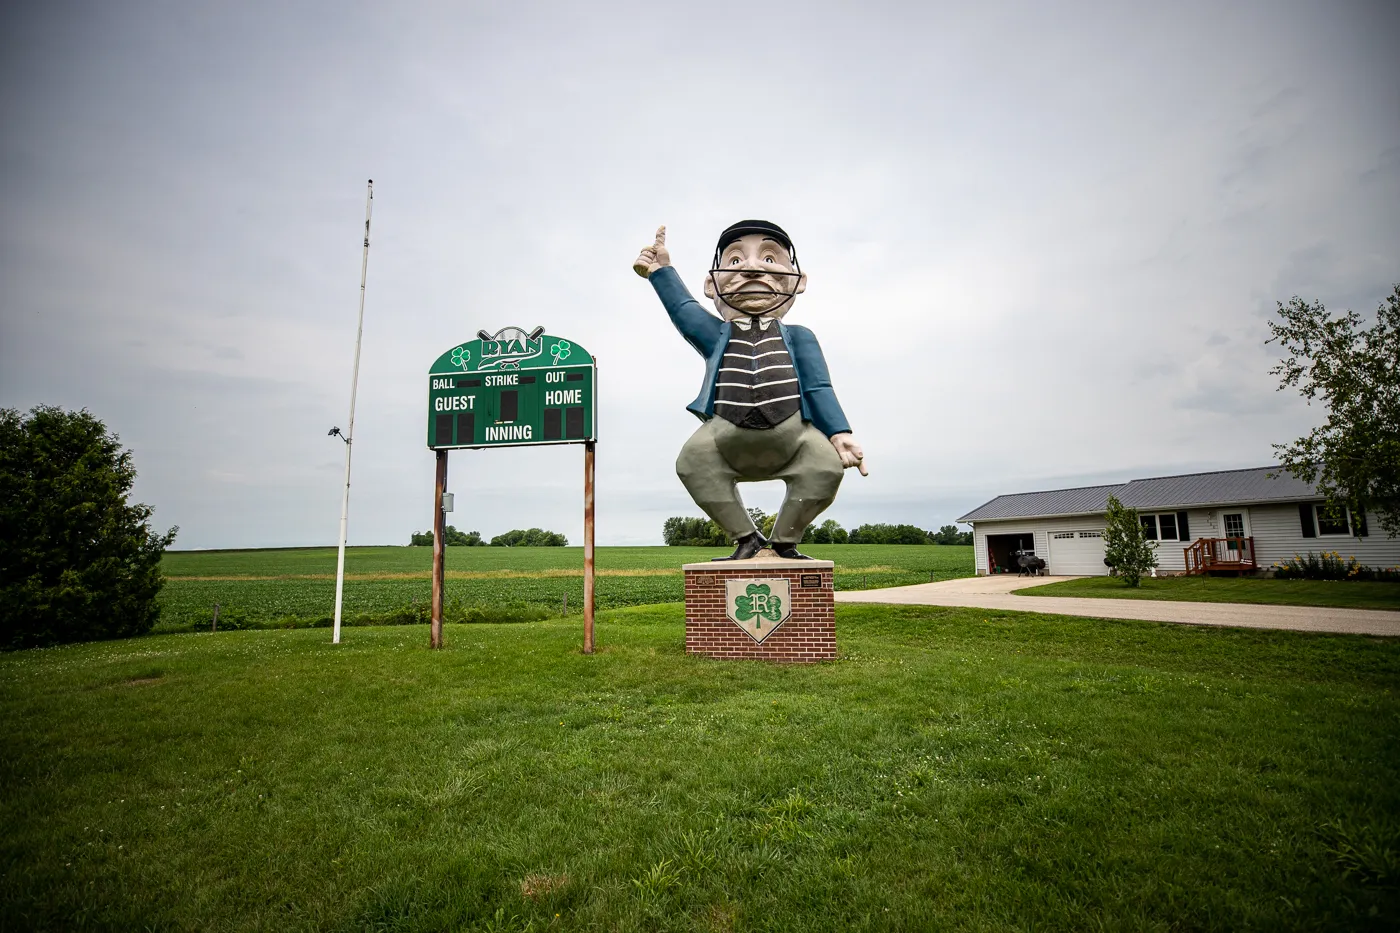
[714, 319, 801, 430]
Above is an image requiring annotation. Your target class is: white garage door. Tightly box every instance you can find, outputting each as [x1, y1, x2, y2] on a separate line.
[1048, 530, 1106, 575]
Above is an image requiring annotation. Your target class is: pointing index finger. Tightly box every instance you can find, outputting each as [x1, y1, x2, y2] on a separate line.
[655, 225, 666, 247]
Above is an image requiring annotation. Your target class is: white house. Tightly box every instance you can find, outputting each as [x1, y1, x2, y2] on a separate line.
[958, 466, 1400, 576]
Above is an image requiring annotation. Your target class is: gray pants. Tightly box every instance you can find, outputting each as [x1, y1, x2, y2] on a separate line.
[675, 413, 844, 543]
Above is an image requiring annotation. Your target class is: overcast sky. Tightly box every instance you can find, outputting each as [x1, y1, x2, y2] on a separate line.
[2, 1, 1396, 549]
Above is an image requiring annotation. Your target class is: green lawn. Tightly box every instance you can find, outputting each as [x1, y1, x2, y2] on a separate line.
[1017, 574, 1400, 610]
[157, 545, 974, 631]
[2, 606, 1397, 931]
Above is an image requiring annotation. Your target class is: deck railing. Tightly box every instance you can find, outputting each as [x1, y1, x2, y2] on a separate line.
[1184, 537, 1256, 575]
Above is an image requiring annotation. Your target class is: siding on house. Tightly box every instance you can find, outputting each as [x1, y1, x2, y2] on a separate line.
[1141, 508, 1214, 573]
[1250, 505, 1400, 571]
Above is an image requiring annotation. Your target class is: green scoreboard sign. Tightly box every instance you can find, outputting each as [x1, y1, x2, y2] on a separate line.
[427, 325, 596, 449]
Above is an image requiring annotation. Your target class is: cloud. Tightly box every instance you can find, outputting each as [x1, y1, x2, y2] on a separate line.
[2, 0, 1397, 547]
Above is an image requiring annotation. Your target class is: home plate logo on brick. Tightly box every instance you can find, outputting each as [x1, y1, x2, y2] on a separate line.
[725, 579, 792, 643]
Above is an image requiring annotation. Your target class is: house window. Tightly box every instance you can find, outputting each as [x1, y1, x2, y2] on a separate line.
[1223, 513, 1245, 538]
[1139, 513, 1180, 542]
[1078, 531, 1103, 538]
[1314, 504, 1351, 536]
[1052, 532, 1075, 539]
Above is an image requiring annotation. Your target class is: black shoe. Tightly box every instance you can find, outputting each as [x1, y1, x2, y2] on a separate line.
[770, 542, 814, 560]
[713, 532, 767, 561]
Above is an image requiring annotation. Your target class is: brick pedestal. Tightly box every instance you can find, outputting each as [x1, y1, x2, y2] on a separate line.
[683, 555, 836, 663]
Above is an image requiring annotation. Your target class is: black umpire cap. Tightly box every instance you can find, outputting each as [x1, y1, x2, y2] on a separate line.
[715, 219, 796, 259]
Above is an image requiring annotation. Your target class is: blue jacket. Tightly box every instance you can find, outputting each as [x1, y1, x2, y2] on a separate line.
[651, 266, 852, 438]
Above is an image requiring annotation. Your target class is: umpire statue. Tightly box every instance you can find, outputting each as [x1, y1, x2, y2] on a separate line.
[634, 221, 867, 561]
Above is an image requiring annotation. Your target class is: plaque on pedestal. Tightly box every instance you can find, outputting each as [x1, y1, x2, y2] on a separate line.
[683, 553, 836, 663]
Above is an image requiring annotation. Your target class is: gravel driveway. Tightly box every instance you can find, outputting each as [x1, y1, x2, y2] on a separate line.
[835, 575, 1400, 637]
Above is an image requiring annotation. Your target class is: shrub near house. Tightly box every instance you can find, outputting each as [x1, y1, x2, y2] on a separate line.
[1102, 495, 1159, 587]
[1273, 551, 1400, 581]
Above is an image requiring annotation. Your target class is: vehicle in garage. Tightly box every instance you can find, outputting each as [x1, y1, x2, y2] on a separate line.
[957, 466, 1397, 576]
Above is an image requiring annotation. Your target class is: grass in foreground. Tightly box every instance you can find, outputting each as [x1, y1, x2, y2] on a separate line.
[1017, 574, 1400, 610]
[157, 545, 973, 631]
[2, 606, 1397, 931]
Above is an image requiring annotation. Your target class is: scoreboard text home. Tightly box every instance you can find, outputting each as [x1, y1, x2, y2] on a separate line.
[427, 326, 596, 449]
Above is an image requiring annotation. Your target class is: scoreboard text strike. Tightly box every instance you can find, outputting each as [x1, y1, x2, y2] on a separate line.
[427, 328, 596, 449]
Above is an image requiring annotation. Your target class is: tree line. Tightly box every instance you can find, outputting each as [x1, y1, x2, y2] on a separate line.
[409, 526, 568, 547]
[662, 513, 972, 546]
[3, 284, 1390, 648]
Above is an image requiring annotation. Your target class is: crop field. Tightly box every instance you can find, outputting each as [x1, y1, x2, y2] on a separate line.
[3, 605, 1397, 931]
[157, 545, 974, 630]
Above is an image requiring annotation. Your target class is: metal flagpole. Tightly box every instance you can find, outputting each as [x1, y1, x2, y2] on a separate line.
[333, 179, 374, 644]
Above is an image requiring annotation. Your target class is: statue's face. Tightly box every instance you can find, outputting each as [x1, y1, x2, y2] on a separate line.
[704, 233, 807, 320]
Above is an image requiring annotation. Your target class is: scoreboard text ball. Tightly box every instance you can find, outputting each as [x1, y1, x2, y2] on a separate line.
[427, 328, 596, 450]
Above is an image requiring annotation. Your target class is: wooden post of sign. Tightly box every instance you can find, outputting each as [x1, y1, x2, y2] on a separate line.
[583, 439, 596, 654]
[430, 449, 447, 649]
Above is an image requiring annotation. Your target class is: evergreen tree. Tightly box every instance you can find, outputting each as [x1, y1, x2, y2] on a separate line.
[0, 406, 177, 648]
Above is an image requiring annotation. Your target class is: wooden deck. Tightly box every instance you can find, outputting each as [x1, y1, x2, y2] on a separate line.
[1184, 536, 1257, 575]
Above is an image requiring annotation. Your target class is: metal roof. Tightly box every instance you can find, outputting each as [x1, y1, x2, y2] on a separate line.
[958, 466, 1318, 523]
[958, 484, 1124, 522]
[1116, 466, 1317, 510]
